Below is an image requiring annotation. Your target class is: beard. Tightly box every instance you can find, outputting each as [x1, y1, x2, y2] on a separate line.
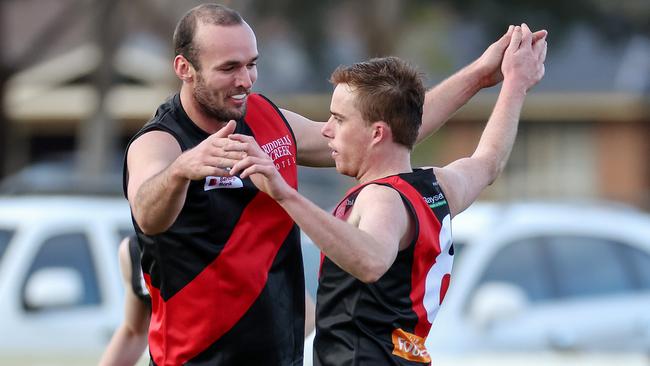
[193, 72, 248, 122]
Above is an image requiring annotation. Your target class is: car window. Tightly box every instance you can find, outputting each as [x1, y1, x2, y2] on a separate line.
[22, 232, 101, 310]
[616, 241, 650, 290]
[476, 238, 554, 302]
[0, 229, 13, 263]
[547, 236, 635, 299]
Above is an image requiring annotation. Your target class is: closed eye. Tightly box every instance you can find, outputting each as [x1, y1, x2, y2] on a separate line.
[330, 111, 344, 123]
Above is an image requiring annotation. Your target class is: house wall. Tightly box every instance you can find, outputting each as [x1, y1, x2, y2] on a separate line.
[428, 118, 650, 210]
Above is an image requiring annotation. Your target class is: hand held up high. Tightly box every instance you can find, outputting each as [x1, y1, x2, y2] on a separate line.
[501, 24, 547, 93]
[475, 25, 548, 88]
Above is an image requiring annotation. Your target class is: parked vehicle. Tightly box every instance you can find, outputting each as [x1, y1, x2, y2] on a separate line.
[0, 195, 318, 365]
[0, 196, 133, 365]
[3, 196, 649, 365]
[427, 201, 650, 356]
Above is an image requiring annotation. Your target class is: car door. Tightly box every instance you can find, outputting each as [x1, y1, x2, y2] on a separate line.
[466, 234, 650, 353]
[5, 224, 118, 362]
[463, 236, 559, 351]
[541, 235, 650, 352]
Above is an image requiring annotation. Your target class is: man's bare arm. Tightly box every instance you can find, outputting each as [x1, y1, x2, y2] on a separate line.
[127, 121, 239, 234]
[282, 109, 333, 167]
[434, 24, 547, 218]
[98, 238, 149, 366]
[227, 134, 410, 283]
[127, 131, 188, 235]
[283, 27, 546, 168]
[418, 26, 547, 141]
[278, 185, 408, 283]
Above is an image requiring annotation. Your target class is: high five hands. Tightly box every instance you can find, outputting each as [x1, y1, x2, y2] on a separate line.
[476, 24, 547, 88]
[220, 23, 547, 198]
[501, 23, 547, 92]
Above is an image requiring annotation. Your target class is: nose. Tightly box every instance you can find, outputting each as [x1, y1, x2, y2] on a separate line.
[236, 67, 253, 89]
[321, 118, 334, 138]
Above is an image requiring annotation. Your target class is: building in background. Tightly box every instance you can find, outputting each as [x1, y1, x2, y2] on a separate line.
[1, 0, 649, 209]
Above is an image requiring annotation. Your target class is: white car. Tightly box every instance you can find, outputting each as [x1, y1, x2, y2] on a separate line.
[0, 195, 133, 365]
[4, 196, 650, 365]
[428, 201, 650, 356]
[0, 195, 316, 365]
[303, 201, 650, 366]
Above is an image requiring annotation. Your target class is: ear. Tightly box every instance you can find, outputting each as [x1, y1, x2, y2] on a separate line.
[371, 121, 391, 145]
[173, 55, 195, 83]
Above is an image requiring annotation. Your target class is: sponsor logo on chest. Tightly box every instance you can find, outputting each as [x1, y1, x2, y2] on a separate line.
[204, 176, 244, 191]
[260, 134, 296, 170]
[423, 192, 447, 209]
[203, 134, 294, 191]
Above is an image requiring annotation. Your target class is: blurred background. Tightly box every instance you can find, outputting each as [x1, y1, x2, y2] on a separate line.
[0, 0, 649, 365]
[0, 0, 648, 208]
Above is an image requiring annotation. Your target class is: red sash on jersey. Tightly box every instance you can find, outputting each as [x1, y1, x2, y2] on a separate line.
[325, 174, 448, 337]
[147, 94, 298, 365]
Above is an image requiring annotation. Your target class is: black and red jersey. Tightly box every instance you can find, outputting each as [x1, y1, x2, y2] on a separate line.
[123, 94, 304, 365]
[315, 169, 453, 366]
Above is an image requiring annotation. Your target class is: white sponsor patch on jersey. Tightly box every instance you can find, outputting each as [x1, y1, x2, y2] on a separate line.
[204, 176, 244, 190]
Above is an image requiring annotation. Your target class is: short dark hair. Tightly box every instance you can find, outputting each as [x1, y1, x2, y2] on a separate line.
[173, 3, 243, 70]
[330, 57, 425, 149]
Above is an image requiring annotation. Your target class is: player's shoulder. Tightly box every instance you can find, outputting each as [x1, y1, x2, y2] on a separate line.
[129, 130, 181, 155]
[355, 182, 403, 208]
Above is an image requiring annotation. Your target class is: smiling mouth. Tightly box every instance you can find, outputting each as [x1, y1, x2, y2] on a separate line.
[230, 94, 247, 100]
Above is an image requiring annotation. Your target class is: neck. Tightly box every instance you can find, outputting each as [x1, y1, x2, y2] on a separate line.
[356, 145, 412, 184]
[179, 85, 228, 134]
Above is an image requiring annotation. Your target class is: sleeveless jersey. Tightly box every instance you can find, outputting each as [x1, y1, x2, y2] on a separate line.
[314, 169, 453, 366]
[123, 94, 304, 366]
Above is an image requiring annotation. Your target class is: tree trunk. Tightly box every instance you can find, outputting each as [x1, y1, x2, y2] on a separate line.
[76, 0, 122, 178]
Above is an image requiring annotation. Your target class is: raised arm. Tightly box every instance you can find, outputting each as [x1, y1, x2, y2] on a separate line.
[418, 26, 547, 141]
[434, 24, 547, 217]
[127, 121, 238, 234]
[283, 27, 546, 168]
[226, 134, 411, 283]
